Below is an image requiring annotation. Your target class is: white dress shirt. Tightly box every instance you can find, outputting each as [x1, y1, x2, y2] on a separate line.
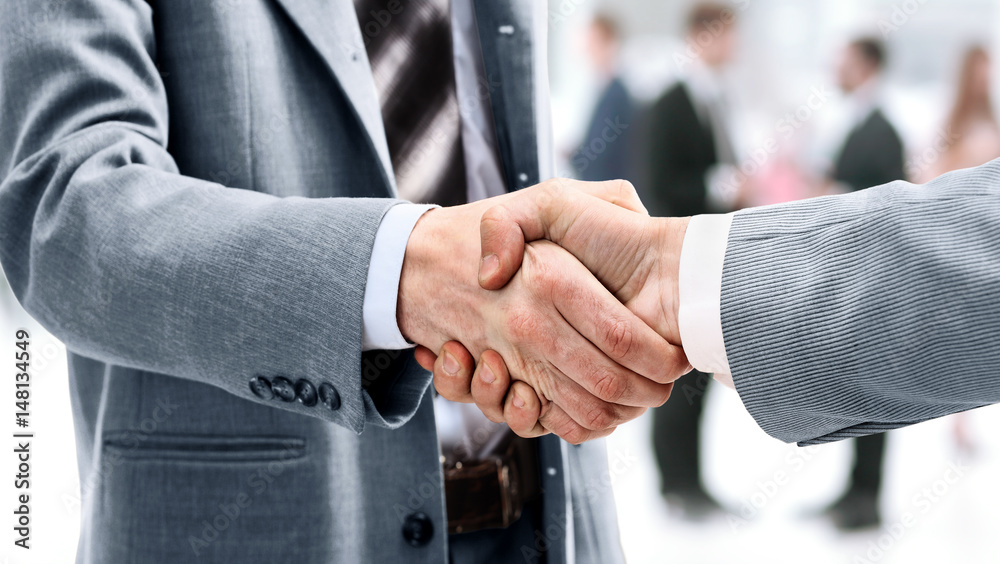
[364, 208, 739, 391]
[359, 0, 736, 403]
[677, 214, 735, 388]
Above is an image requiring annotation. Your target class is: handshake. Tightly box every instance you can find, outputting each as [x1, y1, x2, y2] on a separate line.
[398, 178, 696, 444]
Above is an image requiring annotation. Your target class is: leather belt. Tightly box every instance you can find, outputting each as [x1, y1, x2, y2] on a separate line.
[443, 432, 541, 534]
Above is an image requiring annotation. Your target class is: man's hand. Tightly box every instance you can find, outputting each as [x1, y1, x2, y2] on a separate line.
[400, 179, 690, 443]
[416, 180, 694, 439]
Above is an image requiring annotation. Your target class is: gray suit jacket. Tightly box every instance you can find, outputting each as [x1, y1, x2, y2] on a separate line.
[0, 0, 622, 562]
[723, 161, 1000, 446]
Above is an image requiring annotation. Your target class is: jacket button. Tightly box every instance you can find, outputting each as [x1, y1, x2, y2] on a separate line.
[295, 379, 318, 407]
[402, 513, 433, 547]
[271, 377, 296, 402]
[249, 377, 274, 400]
[318, 383, 341, 411]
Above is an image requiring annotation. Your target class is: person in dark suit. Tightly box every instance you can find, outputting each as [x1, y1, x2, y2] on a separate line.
[824, 37, 906, 531]
[831, 40, 906, 193]
[643, 2, 739, 518]
[572, 13, 635, 182]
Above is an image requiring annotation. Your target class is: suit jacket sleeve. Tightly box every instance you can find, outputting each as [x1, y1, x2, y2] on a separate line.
[0, 0, 430, 433]
[721, 162, 1000, 445]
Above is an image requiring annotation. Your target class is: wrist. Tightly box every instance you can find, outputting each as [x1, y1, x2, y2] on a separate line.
[397, 206, 485, 351]
[397, 209, 443, 345]
[654, 216, 690, 345]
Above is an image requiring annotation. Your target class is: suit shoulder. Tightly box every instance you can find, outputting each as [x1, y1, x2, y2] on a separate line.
[865, 110, 904, 143]
[651, 83, 693, 114]
[603, 78, 635, 112]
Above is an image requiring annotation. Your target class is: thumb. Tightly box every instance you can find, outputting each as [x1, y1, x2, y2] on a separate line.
[478, 179, 645, 290]
[478, 204, 526, 291]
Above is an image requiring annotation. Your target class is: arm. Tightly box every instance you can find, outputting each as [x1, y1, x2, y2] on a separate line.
[721, 163, 1000, 444]
[0, 0, 411, 432]
[440, 163, 1000, 444]
[400, 185, 687, 444]
[0, 1, 687, 441]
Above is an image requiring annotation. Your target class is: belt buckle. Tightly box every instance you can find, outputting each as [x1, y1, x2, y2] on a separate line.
[444, 435, 539, 535]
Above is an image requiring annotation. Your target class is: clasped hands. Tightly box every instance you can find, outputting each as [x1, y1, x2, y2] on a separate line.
[398, 178, 693, 444]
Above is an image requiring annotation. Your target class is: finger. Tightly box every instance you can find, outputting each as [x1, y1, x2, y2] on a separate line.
[488, 294, 647, 430]
[549, 247, 691, 385]
[519, 241, 683, 403]
[540, 357, 648, 430]
[567, 178, 648, 215]
[504, 381, 548, 438]
[414, 346, 437, 372]
[478, 203, 525, 291]
[478, 179, 645, 291]
[470, 350, 511, 423]
[431, 341, 476, 403]
[538, 402, 619, 445]
[551, 328, 677, 408]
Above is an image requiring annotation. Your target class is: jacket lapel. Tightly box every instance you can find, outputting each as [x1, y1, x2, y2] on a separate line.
[271, 0, 397, 195]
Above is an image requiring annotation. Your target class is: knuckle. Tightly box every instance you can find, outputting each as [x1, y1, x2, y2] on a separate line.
[592, 370, 629, 404]
[480, 204, 506, 228]
[522, 255, 561, 299]
[662, 348, 693, 382]
[583, 404, 617, 431]
[541, 179, 568, 202]
[616, 179, 636, 198]
[602, 318, 635, 362]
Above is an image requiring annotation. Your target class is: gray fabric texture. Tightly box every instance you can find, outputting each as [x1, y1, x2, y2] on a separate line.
[723, 161, 1000, 446]
[0, 0, 621, 562]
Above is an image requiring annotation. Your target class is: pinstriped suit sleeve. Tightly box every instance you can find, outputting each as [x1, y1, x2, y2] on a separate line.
[721, 160, 1000, 446]
[0, 0, 430, 433]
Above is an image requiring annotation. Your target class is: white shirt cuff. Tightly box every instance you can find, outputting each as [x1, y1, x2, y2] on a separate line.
[361, 203, 437, 351]
[677, 213, 735, 384]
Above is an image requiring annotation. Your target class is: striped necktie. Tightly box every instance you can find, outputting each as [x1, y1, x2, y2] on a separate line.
[355, 0, 467, 206]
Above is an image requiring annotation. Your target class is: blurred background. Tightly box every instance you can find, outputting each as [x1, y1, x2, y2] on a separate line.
[4, 0, 1000, 562]
[549, 0, 1000, 563]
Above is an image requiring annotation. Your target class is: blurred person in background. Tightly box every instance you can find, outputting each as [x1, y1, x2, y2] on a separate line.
[916, 45, 1000, 455]
[642, 2, 739, 519]
[828, 38, 906, 194]
[917, 46, 1000, 182]
[571, 13, 636, 182]
[822, 37, 906, 532]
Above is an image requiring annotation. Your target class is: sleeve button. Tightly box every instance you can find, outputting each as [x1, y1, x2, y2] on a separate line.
[295, 379, 318, 407]
[271, 377, 296, 402]
[318, 383, 341, 411]
[249, 376, 274, 400]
